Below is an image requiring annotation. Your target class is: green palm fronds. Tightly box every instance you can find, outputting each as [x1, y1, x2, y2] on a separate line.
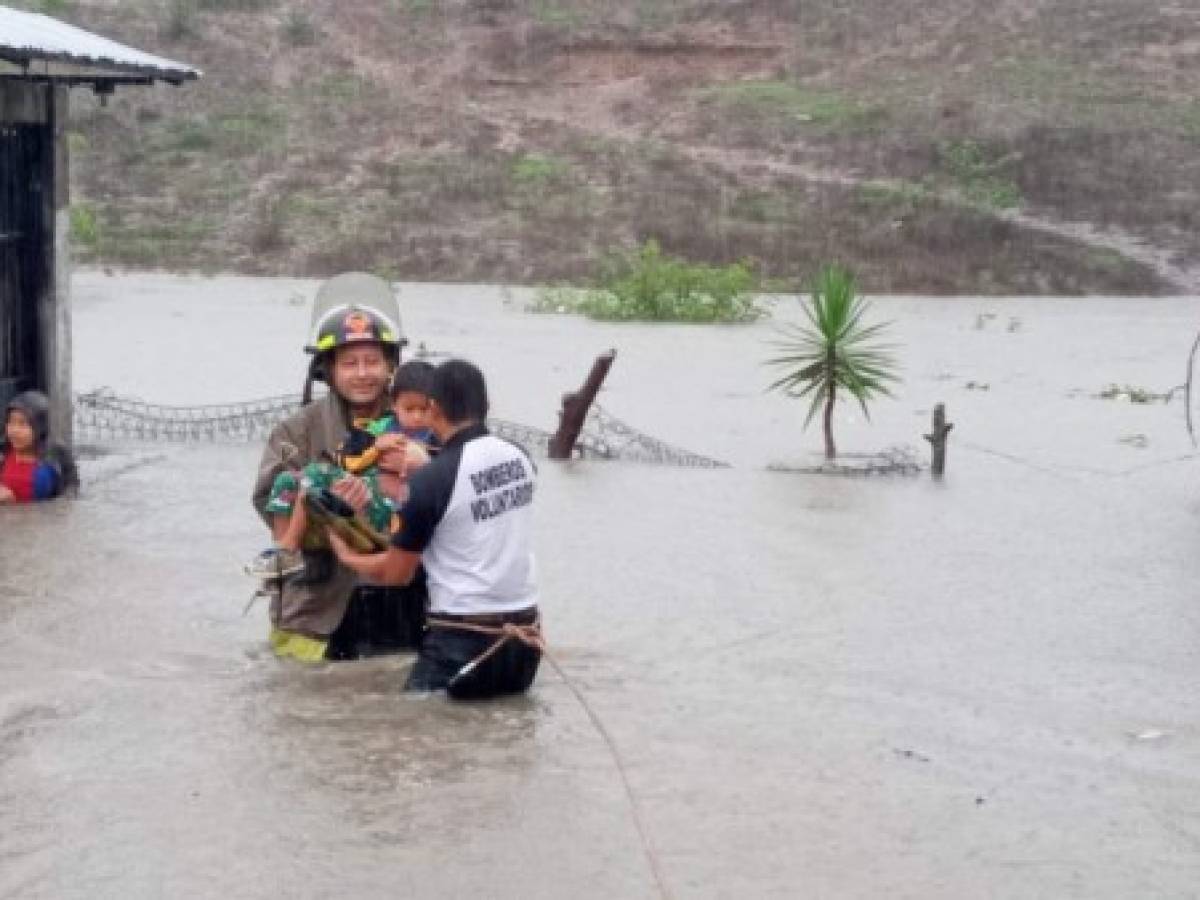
[766, 265, 900, 458]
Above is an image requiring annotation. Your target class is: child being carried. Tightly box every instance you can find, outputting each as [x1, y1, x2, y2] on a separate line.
[246, 361, 436, 582]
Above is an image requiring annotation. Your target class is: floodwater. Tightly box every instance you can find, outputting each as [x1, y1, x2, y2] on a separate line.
[2, 271, 1199, 898]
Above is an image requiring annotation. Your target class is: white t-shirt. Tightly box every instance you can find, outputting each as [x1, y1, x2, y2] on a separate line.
[392, 423, 538, 616]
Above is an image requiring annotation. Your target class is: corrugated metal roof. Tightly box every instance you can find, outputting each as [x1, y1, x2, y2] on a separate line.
[0, 5, 200, 83]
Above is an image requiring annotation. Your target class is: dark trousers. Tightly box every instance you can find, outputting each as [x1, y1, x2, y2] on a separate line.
[405, 607, 541, 699]
[325, 582, 427, 661]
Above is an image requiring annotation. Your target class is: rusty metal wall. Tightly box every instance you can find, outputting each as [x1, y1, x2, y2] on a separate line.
[0, 121, 47, 412]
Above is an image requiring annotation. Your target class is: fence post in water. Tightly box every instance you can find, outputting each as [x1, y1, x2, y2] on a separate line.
[924, 403, 953, 476]
[549, 350, 617, 460]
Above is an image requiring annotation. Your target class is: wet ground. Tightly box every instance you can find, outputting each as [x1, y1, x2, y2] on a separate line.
[2, 272, 1199, 898]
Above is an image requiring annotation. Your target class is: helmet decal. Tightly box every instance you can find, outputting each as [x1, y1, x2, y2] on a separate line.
[307, 300, 402, 357]
[343, 311, 373, 340]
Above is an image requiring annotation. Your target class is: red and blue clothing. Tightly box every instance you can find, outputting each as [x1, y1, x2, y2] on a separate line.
[2, 390, 78, 502]
[0, 452, 62, 502]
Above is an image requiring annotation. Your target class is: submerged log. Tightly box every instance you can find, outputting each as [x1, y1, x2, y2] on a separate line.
[549, 350, 617, 460]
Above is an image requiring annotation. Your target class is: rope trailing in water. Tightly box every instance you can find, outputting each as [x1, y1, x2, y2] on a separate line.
[429, 617, 673, 900]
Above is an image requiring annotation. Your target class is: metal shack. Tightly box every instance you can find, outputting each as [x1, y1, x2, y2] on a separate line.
[0, 5, 198, 444]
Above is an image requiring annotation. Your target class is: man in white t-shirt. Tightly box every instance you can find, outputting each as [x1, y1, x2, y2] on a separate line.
[328, 359, 541, 698]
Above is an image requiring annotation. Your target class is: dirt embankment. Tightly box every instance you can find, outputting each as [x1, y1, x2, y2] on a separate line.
[21, 0, 1200, 293]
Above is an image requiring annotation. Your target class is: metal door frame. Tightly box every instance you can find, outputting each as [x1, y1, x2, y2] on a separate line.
[0, 120, 47, 412]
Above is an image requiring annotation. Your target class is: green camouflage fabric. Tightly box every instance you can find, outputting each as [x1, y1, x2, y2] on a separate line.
[265, 460, 394, 546]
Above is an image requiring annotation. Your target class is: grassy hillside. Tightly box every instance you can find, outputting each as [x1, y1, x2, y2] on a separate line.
[14, 0, 1200, 293]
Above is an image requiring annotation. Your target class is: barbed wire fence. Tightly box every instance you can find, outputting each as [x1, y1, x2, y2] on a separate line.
[73, 387, 730, 468]
[74, 388, 301, 443]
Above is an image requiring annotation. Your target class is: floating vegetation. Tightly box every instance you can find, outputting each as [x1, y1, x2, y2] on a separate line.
[1097, 384, 1181, 404]
[768, 445, 922, 477]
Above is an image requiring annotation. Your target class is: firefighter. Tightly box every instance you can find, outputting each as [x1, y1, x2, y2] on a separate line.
[251, 272, 424, 661]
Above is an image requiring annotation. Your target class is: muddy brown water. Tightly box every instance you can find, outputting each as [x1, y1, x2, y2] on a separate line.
[2, 273, 1199, 898]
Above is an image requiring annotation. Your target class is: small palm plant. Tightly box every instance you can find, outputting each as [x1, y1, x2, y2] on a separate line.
[767, 265, 900, 460]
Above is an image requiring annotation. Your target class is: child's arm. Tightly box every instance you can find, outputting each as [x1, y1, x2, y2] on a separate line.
[265, 469, 308, 549]
[273, 496, 308, 551]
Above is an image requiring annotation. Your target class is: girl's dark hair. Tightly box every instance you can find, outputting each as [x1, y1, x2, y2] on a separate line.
[429, 360, 489, 424]
[5, 390, 50, 448]
[390, 360, 435, 398]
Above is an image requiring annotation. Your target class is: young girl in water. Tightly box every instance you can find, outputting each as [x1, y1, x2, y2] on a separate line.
[0, 390, 78, 503]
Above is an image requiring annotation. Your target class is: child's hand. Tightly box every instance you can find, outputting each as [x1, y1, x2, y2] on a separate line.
[404, 441, 431, 473]
[374, 433, 405, 454]
[0, 485, 14, 504]
[330, 474, 370, 513]
[376, 436, 411, 477]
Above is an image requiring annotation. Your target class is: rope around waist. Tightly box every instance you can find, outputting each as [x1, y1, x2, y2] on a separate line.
[427, 612, 546, 682]
[427, 606, 538, 626]
[426, 613, 544, 648]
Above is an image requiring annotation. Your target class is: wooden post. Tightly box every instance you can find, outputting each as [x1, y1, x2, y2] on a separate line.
[924, 403, 953, 476]
[548, 350, 616, 460]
